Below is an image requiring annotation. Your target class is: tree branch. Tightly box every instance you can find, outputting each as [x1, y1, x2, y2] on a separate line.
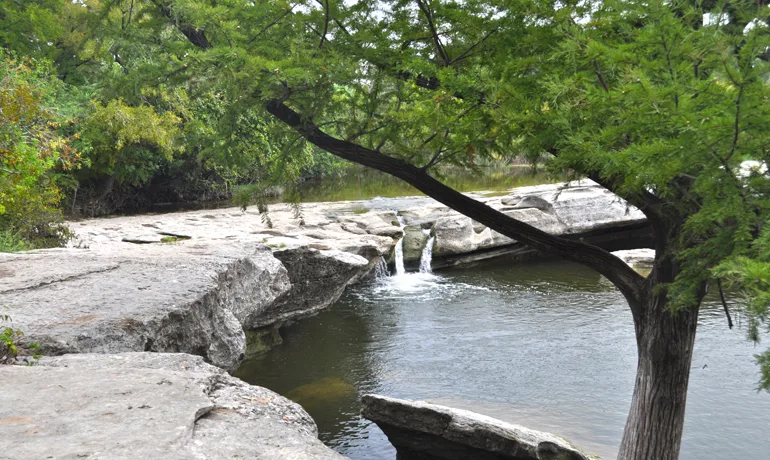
[416, 0, 451, 66]
[266, 100, 647, 307]
[421, 129, 449, 171]
[152, 0, 212, 49]
[160, 6, 648, 308]
[247, 8, 293, 45]
[717, 278, 734, 329]
[449, 29, 497, 65]
[318, 0, 330, 49]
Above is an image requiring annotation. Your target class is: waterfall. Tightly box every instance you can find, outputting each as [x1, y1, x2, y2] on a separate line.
[419, 229, 435, 274]
[373, 256, 390, 279]
[393, 215, 406, 276]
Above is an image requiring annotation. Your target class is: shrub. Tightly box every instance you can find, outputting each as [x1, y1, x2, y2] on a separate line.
[0, 54, 79, 247]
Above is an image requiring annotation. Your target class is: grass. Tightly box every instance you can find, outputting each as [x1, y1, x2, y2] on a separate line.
[0, 231, 28, 253]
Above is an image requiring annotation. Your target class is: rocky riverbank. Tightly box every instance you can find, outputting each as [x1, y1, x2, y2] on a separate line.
[0, 180, 649, 459]
[0, 353, 343, 459]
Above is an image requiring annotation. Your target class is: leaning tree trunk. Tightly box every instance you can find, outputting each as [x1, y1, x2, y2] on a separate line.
[618, 286, 700, 460]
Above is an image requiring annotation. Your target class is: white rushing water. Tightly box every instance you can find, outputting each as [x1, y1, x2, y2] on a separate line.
[393, 215, 406, 276]
[373, 256, 390, 279]
[419, 229, 435, 274]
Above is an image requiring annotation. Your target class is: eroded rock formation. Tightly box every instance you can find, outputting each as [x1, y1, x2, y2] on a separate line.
[361, 394, 593, 460]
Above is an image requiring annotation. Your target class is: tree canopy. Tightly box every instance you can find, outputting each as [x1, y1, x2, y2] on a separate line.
[2, 1, 770, 459]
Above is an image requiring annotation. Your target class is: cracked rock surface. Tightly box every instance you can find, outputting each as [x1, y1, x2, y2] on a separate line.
[361, 394, 592, 460]
[0, 242, 290, 371]
[0, 353, 343, 459]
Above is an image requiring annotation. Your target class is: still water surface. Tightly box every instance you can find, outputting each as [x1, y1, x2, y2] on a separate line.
[235, 260, 770, 460]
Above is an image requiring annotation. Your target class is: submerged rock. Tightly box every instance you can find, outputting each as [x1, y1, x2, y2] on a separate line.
[361, 394, 592, 460]
[0, 353, 343, 459]
[287, 376, 357, 412]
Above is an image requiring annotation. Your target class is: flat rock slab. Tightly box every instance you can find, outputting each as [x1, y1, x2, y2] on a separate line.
[361, 394, 593, 460]
[612, 249, 655, 269]
[0, 353, 343, 459]
[69, 202, 396, 257]
[0, 242, 291, 371]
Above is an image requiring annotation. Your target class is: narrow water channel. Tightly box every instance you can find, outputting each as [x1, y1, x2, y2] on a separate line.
[235, 259, 770, 460]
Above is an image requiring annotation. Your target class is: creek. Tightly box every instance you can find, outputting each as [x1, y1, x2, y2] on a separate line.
[235, 227, 770, 460]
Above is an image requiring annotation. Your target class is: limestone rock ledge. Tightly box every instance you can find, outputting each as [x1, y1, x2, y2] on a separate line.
[361, 394, 592, 460]
[0, 240, 372, 371]
[0, 353, 343, 459]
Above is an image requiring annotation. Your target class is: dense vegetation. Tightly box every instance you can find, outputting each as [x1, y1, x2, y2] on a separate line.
[1, 1, 770, 459]
[0, 0, 354, 242]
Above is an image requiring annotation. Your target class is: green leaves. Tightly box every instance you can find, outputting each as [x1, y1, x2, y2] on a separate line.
[81, 99, 182, 186]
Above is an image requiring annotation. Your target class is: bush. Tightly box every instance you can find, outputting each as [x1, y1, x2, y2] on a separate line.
[1, 312, 40, 365]
[0, 54, 79, 247]
[0, 230, 28, 253]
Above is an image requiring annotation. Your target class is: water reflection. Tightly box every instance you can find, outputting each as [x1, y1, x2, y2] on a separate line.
[235, 260, 770, 460]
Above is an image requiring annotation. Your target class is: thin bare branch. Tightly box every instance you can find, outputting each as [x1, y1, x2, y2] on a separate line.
[449, 29, 497, 65]
[717, 278, 734, 329]
[247, 8, 293, 45]
[416, 0, 451, 65]
[318, 0, 330, 49]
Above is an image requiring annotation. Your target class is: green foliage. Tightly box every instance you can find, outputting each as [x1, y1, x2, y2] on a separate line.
[715, 220, 770, 390]
[0, 230, 28, 253]
[0, 54, 78, 247]
[79, 99, 182, 187]
[1, 312, 40, 365]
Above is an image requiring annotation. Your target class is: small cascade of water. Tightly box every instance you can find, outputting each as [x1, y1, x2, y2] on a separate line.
[373, 256, 390, 279]
[393, 215, 406, 276]
[419, 229, 435, 274]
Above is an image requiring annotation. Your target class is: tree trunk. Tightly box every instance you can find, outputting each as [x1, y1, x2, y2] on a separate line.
[618, 290, 700, 460]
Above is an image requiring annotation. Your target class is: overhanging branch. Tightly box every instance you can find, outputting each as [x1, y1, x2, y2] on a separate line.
[266, 100, 647, 307]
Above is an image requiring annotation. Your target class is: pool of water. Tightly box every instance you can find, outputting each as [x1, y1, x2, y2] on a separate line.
[234, 260, 770, 459]
[287, 164, 559, 203]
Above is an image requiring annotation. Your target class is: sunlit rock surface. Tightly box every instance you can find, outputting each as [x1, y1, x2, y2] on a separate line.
[0, 353, 343, 459]
[0, 240, 375, 371]
[0, 180, 652, 368]
[362, 394, 593, 460]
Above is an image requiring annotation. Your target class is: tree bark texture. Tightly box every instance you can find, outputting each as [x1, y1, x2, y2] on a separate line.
[618, 289, 699, 460]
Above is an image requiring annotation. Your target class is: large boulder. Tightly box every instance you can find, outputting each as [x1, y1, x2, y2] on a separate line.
[433, 216, 482, 256]
[361, 394, 592, 460]
[0, 353, 343, 459]
[0, 242, 289, 371]
[260, 247, 372, 327]
[402, 225, 430, 262]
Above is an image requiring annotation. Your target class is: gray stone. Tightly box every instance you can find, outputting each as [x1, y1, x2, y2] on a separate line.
[399, 206, 450, 228]
[361, 394, 592, 460]
[0, 353, 343, 459]
[428, 180, 648, 264]
[402, 226, 430, 262]
[433, 215, 478, 256]
[0, 242, 289, 371]
[261, 247, 371, 327]
[612, 249, 655, 270]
